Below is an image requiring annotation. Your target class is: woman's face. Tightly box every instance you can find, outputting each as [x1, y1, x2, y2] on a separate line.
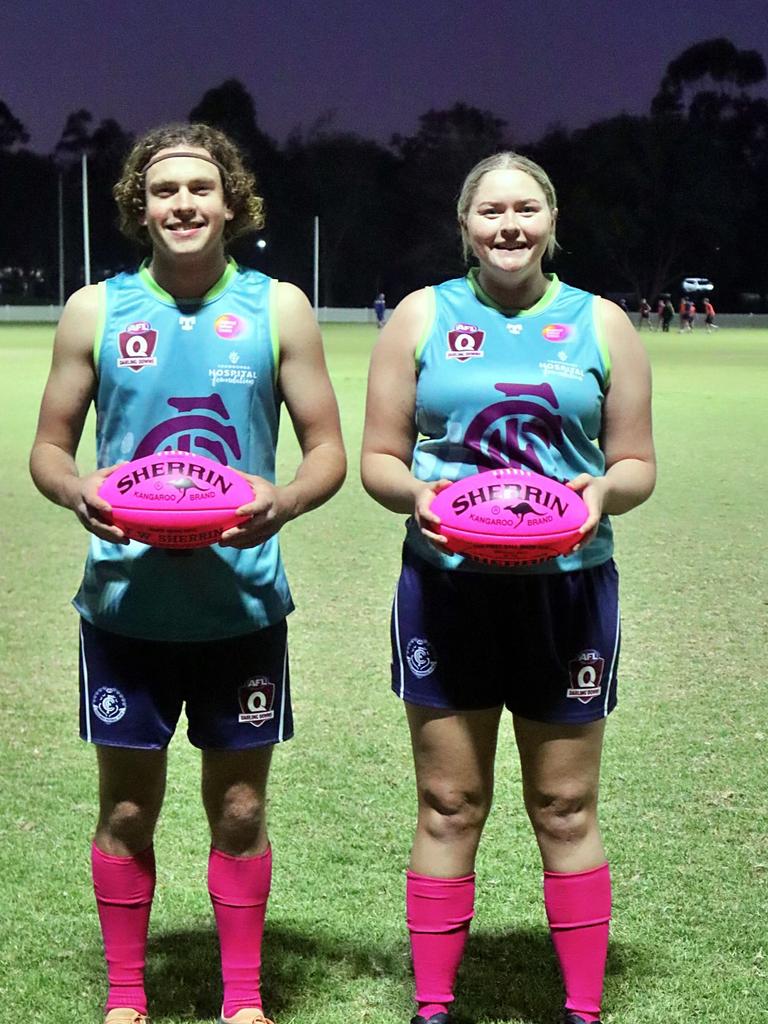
[464, 168, 555, 278]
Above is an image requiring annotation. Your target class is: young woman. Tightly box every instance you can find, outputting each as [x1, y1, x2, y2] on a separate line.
[361, 152, 655, 1024]
[30, 124, 346, 1024]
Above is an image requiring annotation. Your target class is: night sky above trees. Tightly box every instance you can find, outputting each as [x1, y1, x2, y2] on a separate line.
[2, 0, 768, 308]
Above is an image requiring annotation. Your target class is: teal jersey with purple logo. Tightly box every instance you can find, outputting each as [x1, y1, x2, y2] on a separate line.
[73, 260, 294, 640]
[406, 271, 614, 573]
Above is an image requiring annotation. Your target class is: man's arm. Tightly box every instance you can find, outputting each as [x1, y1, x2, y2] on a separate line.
[220, 282, 346, 548]
[29, 285, 128, 543]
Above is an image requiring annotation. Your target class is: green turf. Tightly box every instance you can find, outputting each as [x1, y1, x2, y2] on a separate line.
[1, 323, 766, 1022]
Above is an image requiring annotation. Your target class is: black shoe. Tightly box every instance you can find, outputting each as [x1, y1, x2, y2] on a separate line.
[564, 1015, 602, 1024]
[411, 1015, 452, 1024]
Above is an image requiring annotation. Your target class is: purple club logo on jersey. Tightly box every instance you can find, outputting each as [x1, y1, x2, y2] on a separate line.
[463, 381, 563, 474]
[118, 321, 158, 371]
[134, 393, 242, 466]
[446, 323, 485, 361]
[238, 677, 276, 727]
[566, 650, 605, 704]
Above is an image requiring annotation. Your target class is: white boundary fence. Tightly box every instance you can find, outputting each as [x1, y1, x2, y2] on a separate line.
[0, 305, 384, 324]
[3, 306, 768, 328]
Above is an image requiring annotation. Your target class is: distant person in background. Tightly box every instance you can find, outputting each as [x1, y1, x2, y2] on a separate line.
[656, 298, 665, 331]
[374, 292, 387, 327]
[687, 298, 697, 329]
[661, 299, 675, 333]
[679, 298, 690, 332]
[703, 297, 718, 331]
[638, 298, 652, 330]
[619, 297, 629, 315]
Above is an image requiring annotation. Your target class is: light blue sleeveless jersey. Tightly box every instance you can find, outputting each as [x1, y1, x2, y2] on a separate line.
[406, 272, 614, 573]
[73, 260, 294, 640]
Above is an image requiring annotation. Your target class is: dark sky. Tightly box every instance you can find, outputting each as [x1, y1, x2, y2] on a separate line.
[4, 0, 768, 153]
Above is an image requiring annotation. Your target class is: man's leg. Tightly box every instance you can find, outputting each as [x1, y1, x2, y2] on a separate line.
[203, 747, 274, 1023]
[94, 746, 167, 1020]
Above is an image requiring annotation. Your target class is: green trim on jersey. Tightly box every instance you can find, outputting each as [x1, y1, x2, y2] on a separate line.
[592, 296, 611, 385]
[136, 257, 238, 305]
[269, 279, 280, 382]
[92, 281, 108, 371]
[413, 287, 437, 363]
[467, 268, 561, 317]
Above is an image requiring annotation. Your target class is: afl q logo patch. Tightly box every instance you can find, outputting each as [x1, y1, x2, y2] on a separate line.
[117, 322, 158, 371]
[566, 650, 605, 704]
[91, 687, 127, 724]
[238, 677, 276, 727]
[446, 324, 485, 361]
[406, 638, 437, 678]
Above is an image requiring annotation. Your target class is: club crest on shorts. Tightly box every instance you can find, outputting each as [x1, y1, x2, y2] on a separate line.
[566, 650, 605, 704]
[91, 686, 127, 724]
[446, 324, 485, 361]
[406, 638, 437, 678]
[238, 677, 275, 727]
[118, 322, 158, 371]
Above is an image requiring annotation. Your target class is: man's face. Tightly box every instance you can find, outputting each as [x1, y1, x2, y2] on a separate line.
[141, 147, 234, 260]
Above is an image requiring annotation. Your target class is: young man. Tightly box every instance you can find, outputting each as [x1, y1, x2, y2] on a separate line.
[29, 124, 346, 1024]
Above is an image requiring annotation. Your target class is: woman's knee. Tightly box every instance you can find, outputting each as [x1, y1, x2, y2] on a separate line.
[525, 786, 598, 845]
[418, 779, 491, 841]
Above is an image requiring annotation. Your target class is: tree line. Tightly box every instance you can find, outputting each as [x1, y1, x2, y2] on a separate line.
[1, 37, 767, 310]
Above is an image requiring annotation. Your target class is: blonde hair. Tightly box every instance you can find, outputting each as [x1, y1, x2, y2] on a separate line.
[113, 123, 264, 247]
[457, 152, 559, 261]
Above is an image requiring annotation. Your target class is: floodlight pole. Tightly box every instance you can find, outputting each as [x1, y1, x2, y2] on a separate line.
[313, 215, 319, 315]
[81, 153, 91, 286]
[57, 172, 65, 307]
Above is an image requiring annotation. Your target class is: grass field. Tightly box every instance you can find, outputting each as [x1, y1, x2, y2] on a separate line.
[0, 323, 766, 1023]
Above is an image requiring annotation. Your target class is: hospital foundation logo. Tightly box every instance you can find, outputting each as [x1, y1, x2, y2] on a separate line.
[118, 322, 158, 371]
[566, 650, 605, 704]
[238, 677, 276, 727]
[91, 687, 127, 724]
[446, 324, 485, 361]
[406, 638, 437, 678]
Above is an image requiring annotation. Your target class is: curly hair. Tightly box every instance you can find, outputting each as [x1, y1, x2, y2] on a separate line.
[457, 152, 559, 262]
[113, 123, 264, 247]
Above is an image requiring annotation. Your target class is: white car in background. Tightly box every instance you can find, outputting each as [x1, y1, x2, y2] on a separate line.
[682, 277, 714, 293]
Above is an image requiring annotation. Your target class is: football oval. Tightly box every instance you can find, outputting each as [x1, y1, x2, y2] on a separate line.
[429, 467, 588, 566]
[98, 451, 254, 548]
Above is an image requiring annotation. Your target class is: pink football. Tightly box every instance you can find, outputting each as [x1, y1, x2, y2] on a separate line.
[98, 451, 254, 549]
[430, 467, 589, 566]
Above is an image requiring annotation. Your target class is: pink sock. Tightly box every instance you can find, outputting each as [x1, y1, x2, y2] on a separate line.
[406, 870, 475, 1018]
[91, 843, 155, 1014]
[209, 845, 272, 1017]
[544, 862, 611, 1022]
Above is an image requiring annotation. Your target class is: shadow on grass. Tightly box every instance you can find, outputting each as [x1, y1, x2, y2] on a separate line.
[131, 923, 648, 1022]
[144, 922, 405, 1019]
[460, 928, 646, 1023]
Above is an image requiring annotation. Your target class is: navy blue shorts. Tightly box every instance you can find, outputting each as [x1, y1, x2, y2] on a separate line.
[390, 547, 620, 723]
[79, 618, 293, 749]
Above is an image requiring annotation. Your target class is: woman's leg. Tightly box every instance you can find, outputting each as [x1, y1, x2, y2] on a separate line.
[405, 703, 502, 1021]
[515, 717, 610, 1023]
